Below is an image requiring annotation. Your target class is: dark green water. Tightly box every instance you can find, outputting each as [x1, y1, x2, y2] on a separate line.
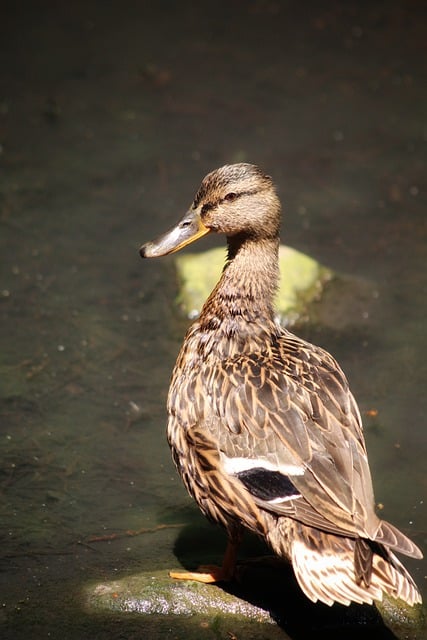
[1, 2, 426, 638]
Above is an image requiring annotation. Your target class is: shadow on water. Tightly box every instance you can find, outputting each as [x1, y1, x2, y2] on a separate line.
[172, 522, 416, 640]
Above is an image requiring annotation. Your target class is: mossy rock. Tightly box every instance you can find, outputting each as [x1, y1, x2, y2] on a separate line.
[174, 245, 332, 324]
[85, 565, 425, 638]
[86, 570, 271, 621]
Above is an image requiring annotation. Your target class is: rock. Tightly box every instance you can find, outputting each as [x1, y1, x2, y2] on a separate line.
[174, 245, 332, 324]
[85, 564, 425, 639]
[377, 594, 426, 638]
[86, 569, 271, 621]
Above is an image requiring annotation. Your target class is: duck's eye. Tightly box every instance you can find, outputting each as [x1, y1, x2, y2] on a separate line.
[201, 202, 213, 215]
[224, 192, 237, 202]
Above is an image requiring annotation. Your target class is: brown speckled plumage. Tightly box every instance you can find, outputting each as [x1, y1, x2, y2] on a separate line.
[140, 163, 422, 606]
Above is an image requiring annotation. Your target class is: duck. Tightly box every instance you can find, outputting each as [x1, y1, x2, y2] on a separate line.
[139, 163, 422, 607]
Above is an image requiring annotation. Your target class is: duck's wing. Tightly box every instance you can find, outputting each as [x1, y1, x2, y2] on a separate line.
[205, 333, 421, 558]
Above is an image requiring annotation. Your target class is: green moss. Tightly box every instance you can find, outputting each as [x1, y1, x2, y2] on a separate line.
[85, 570, 272, 621]
[376, 595, 426, 638]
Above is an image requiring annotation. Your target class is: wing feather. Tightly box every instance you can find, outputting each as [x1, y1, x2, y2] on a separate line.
[205, 333, 379, 539]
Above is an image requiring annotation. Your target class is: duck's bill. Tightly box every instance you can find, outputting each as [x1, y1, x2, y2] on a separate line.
[140, 210, 210, 258]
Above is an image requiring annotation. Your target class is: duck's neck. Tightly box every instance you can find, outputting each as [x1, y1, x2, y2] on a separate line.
[199, 235, 280, 330]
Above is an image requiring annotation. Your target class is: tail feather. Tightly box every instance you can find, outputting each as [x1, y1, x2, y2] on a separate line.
[266, 520, 422, 607]
[354, 537, 374, 587]
[376, 520, 423, 559]
[373, 550, 421, 605]
[290, 536, 383, 606]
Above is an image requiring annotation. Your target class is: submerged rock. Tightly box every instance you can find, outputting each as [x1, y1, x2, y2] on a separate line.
[174, 245, 332, 324]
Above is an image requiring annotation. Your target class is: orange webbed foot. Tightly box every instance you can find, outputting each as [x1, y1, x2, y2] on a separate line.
[169, 564, 232, 583]
[169, 537, 240, 584]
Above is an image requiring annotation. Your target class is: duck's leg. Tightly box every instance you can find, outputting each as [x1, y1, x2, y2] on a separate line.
[169, 536, 240, 583]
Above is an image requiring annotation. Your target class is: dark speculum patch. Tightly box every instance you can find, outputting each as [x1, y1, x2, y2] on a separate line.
[236, 467, 300, 501]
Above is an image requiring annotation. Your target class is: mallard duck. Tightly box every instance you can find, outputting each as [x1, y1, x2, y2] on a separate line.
[140, 163, 422, 606]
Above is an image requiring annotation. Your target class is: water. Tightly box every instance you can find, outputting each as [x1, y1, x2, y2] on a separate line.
[1, 2, 426, 638]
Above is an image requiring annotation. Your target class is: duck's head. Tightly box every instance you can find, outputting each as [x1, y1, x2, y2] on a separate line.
[140, 163, 281, 258]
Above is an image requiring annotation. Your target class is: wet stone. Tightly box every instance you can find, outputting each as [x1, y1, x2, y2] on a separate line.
[85, 564, 425, 639]
[86, 571, 272, 621]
